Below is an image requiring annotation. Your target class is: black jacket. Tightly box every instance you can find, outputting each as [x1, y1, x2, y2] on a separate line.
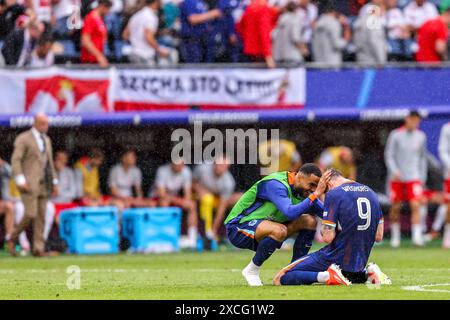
[1, 28, 28, 65]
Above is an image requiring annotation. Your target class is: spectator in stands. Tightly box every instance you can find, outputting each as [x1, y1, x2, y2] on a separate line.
[385, 0, 412, 60]
[312, 0, 350, 67]
[24, 0, 52, 29]
[438, 122, 450, 249]
[404, 0, 438, 36]
[258, 139, 302, 175]
[152, 158, 198, 249]
[272, 1, 308, 64]
[318, 146, 357, 180]
[29, 34, 55, 67]
[193, 156, 241, 248]
[237, 0, 278, 68]
[297, 0, 318, 59]
[74, 148, 105, 206]
[353, 1, 387, 65]
[105, 0, 124, 40]
[52, 0, 81, 38]
[1, 18, 44, 66]
[157, 0, 181, 65]
[0, 0, 30, 41]
[384, 110, 427, 247]
[208, 0, 241, 62]
[122, 0, 170, 65]
[0, 157, 15, 246]
[416, 7, 450, 63]
[80, 0, 112, 67]
[108, 149, 154, 207]
[179, 0, 222, 63]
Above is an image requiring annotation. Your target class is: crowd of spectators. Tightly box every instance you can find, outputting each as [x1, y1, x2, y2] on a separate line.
[1, 0, 450, 68]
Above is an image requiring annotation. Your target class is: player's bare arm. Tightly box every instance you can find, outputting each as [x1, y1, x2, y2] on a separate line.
[375, 220, 384, 243]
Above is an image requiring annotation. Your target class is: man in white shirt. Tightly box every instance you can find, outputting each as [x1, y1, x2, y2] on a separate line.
[438, 122, 450, 248]
[108, 149, 151, 207]
[122, 0, 169, 65]
[385, 0, 411, 58]
[29, 34, 54, 67]
[297, 0, 318, 48]
[152, 158, 198, 248]
[52, 0, 81, 37]
[26, 0, 52, 24]
[193, 156, 241, 247]
[404, 0, 438, 34]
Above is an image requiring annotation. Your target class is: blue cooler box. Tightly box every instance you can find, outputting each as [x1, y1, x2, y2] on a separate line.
[122, 207, 182, 253]
[59, 207, 119, 254]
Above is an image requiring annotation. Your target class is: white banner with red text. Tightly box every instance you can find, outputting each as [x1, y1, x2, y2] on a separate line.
[0, 67, 306, 114]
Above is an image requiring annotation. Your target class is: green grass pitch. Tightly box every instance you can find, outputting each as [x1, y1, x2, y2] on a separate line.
[0, 243, 448, 300]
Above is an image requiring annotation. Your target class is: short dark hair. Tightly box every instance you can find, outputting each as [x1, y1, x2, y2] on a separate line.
[407, 110, 422, 119]
[98, 0, 113, 8]
[319, 0, 338, 14]
[122, 148, 136, 157]
[329, 168, 343, 178]
[88, 148, 104, 159]
[286, 1, 297, 12]
[37, 33, 54, 46]
[145, 0, 157, 5]
[298, 163, 322, 178]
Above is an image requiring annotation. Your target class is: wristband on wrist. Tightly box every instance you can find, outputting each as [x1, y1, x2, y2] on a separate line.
[308, 193, 318, 203]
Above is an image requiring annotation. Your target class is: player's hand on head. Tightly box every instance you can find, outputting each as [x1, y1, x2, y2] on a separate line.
[315, 170, 332, 197]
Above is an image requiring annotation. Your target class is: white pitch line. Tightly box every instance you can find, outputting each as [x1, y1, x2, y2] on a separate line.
[0, 268, 241, 274]
[402, 283, 450, 293]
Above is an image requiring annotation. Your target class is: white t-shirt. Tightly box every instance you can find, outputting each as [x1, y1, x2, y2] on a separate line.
[29, 50, 55, 67]
[193, 164, 235, 198]
[108, 164, 142, 197]
[297, 3, 318, 43]
[52, 0, 81, 20]
[386, 7, 406, 39]
[403, 1, 438, 30]
[111, 0, 124, 13]
[153, 164, 192, 196]
[33, 0, 52, 23]
[128, 6, 159, 60]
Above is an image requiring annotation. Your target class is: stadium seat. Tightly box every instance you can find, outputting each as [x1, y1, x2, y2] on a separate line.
[56, 40, 78, 58]
[114, 40, 130, 61]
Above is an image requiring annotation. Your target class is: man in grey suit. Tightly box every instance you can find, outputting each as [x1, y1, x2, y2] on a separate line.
[7, 113, 59, 257]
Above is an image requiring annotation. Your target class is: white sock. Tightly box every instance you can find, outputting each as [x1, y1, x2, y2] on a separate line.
[44, 202, 55, 241]
[14, 201, 24, 224]
[14, 202, 30, 249]
[19, 232, 30, 250]
[244, 260, 260, 274]
[419, 205, 428, 233]
[412, 224, 423, 243]
[188, 226, 197, 245]
[317, 271, 330, 283]
[206, 230, 215, 240]
[432, 205, 447, 232]
[443, 224, 450, 244]
[390, 223, 401, 241]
